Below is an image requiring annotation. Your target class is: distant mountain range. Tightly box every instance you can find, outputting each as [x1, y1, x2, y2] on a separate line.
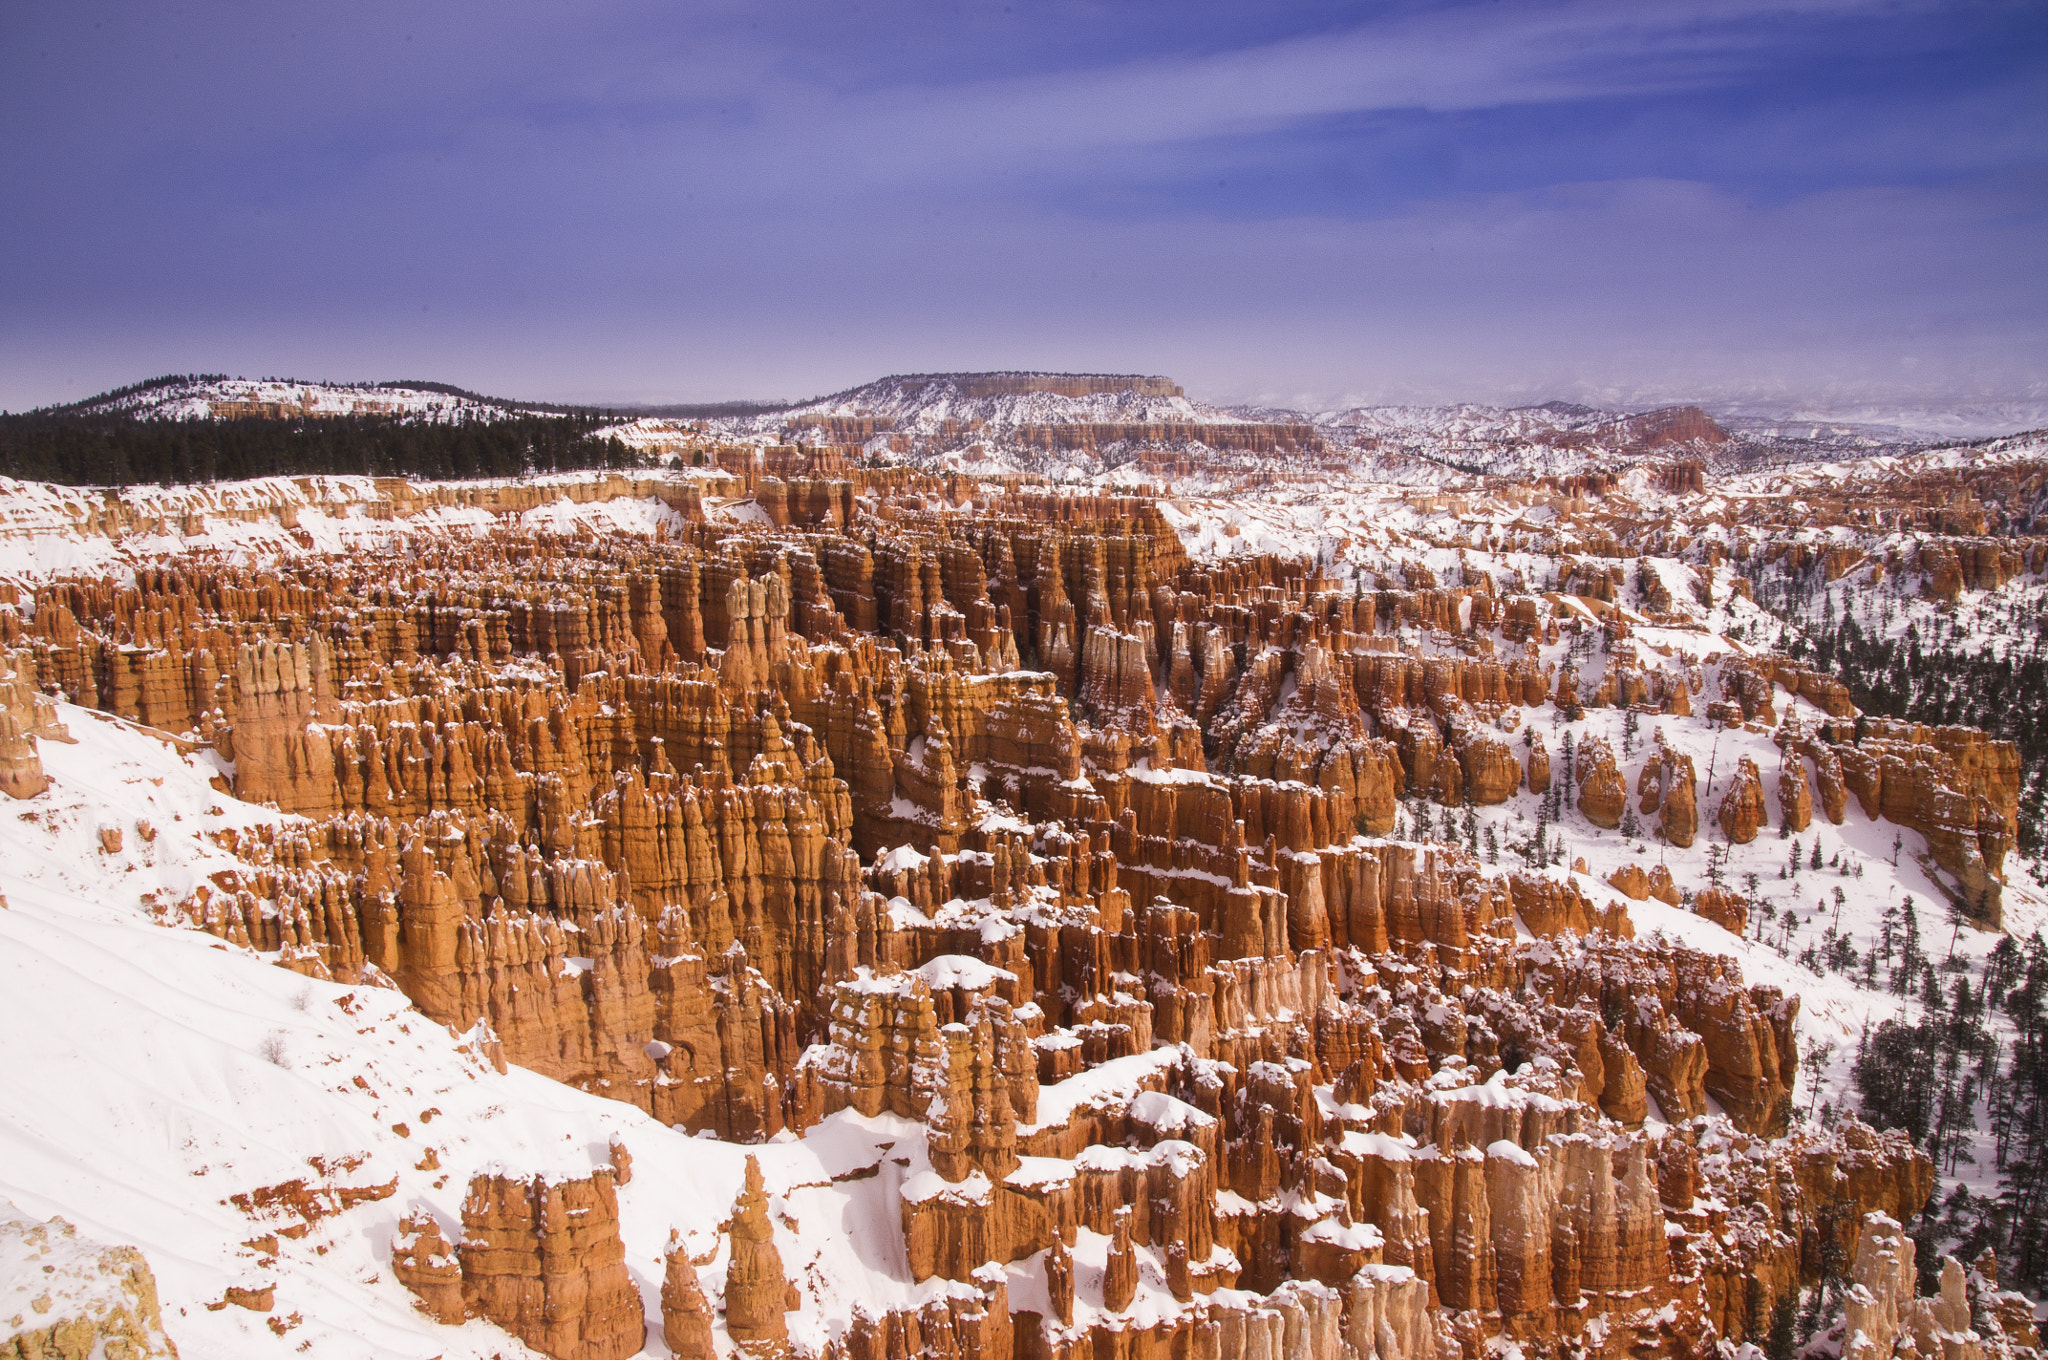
[56, 374, 585, 422]
[39, 370, 2046, 481]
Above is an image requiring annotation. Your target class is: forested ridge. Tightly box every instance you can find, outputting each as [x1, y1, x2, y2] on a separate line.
[1742, 552, 2048, 1300]
[0, 405, 639, 487]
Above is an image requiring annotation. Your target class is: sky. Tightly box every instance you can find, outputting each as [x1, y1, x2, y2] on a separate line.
[3, 0, 2045, 413]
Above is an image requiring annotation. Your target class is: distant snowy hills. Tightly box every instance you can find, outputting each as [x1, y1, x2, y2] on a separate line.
[704, 371, 1267, 448]
[1712, 397, 2048, 443]
[35, 371, 2048, 483]
[685, 372, 1740, 480]
[61, 375, 543, 423]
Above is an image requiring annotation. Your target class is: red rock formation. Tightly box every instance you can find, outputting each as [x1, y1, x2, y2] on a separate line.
[1717, 757, 1767, 844]
[723, 1156, 795, 1346]
[1693, 888, 1746, 935]
[457, 1167, 644, 1360]
[660, 1230, 716, 1360]
[7, 466, 1996, 1360]
[1101, 1204, 1137, 1312]
[0, 1203, 181, 1360]
[1777, 749, 1813, 833]
[0, 656, 67, 798]
[1636, 739, 1698, 847]
[1836, 722, 2017, 924]
[1577, 737, 1627, 829]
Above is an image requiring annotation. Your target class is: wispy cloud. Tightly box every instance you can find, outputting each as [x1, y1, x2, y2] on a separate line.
[0, 0, 2041, 409]
[811, 0, 1912, 158]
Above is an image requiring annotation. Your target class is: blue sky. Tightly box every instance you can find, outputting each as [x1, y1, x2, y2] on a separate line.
[3, 0, 2044, 411]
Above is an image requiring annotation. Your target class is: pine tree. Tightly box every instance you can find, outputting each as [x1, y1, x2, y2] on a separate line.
[1894, 897, 1922, 995]
[1766, 1295, 1798, 1360]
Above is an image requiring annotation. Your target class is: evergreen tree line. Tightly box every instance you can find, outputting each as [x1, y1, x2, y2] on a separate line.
[0, 410, 640, 487]
[1772, 566, 2048, 858]
[1855, 931, 2048, 1298]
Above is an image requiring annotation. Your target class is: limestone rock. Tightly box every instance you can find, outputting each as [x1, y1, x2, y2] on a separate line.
[660, 1231, 715, 1360]
[1576, 737, 1627, 829]
[1526, 732, 1552, 796]
[1101, 1204, 1137, 1312]
[8, 466, 2003, 1360]
[391, 1211, 465, 1324]
[1693, 888, 1746, 935]
[1636, 739, 1698, 847]
[1777, 751, 1812, 833]
[1717, 757, 1767, 844]
[723, 1156, 793, 1346]
[458, 1167, 644, 1360]
[0, 1201, 179, 1359]
[1453, 718, 1522, 805]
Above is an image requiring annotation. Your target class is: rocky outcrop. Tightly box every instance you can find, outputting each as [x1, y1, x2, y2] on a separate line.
[1636, 739, 1697, 847]
[1777, 750, 1812, 833]
[1839, 1214, 1984, 1360]
[391, 1211, 465, 1324]
[1717, 757, 1767, 844]
[1693, 888, 1746, 935]
[1576, 737, 1627, 829]
[457, 1167, 644, 1360]
[0, 658, 66, 800]
[1836, 723, 2017, 925]
[723, 1156, 795, 1347]
[0, 1201, 179, 1360]
[660, 1232, 715, 1360]
[7, 465, 2005, 1360]
[1453, 716, 1522, 805]
[0, 706, 46, 801]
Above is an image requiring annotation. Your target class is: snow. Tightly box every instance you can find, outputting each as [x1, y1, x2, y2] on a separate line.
[1, 1200, 175, 1348]
[5, 404, 2048, 1346]
[1146, 454, 2048, 1144]
[0, 467, 728, 587]
[515, 495, 689, 538]
[1487, 1139, 1539, 1169]
[1019, 1050, 1182, 1137]
[899, 1168, 993, 1205]
[1297, 1216, 1385, 1251]
[1341, 1130, 1418, 1162]
[1127, 1090, 1215, 1136]
[914, 954, 1016, 991]
[1004, 1157, 1076, 1190]
[874, 844, 930, 874]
